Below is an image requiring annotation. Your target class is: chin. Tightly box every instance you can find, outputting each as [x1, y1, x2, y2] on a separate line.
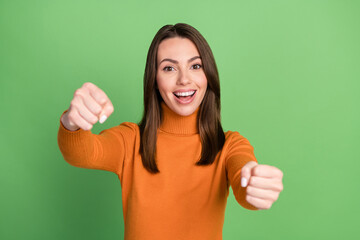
[174, 105, 199, 116]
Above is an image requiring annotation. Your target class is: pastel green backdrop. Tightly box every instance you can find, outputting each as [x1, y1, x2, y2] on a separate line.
[1, 0, 359, 239]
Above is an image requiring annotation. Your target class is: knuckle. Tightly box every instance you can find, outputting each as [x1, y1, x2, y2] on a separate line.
[94, 106, 102, 115]
[253, 166, 260, 176]
[70, 99, 77, 106]
[109, 104, 114, 113]
[107, 105, 114, 114]
[82, 82, 92, 88]
[249, 177, 256, 186]
[70, 99, 80, 109]
[89, 117, 98, 125]
[266, 201, 273, 209]
[279, 183, 284, 192]
[99, 98, 107, 105]
[70, 100, 75, 107]
[246, 186, 253, 195]
[74, 89, 83, 97]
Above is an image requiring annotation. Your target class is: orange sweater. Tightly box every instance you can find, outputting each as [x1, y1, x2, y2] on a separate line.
[57, 102, 258, 240]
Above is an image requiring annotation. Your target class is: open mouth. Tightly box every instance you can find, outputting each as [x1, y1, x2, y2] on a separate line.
[172, 90, 197, 104]
[173, 90, 196, 99]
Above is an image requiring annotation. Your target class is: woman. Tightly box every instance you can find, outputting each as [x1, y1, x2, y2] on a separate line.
[58, 23, 284, 240]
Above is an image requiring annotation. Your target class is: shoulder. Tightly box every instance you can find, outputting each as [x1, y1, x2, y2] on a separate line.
[223, 130, 255, 157]
[119, 122, 140, 133]
[224, 130, 247, 144]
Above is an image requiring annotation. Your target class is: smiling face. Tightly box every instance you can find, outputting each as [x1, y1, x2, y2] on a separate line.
[156, 37, 208, 116]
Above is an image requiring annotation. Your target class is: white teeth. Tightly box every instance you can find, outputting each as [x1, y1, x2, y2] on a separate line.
[174, 91, 195, 97]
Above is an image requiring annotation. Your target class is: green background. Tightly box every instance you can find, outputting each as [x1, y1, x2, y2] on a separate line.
[1, 0, 359, 239]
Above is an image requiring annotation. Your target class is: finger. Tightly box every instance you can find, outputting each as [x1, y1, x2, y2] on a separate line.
[248, 176, 284, 192]
[82, 82, 113, 124]
[68, 108, 94, 131]
[76, 88, 103, 117]
[251, 164, 283, 179]
[99, 99, 114, 124]
[73, 96, 99, 125]
[241, 160, 258, 188]
[83, 82, 109, 107]
[246, 186, 280, 202]
[246, 195, 273, 210]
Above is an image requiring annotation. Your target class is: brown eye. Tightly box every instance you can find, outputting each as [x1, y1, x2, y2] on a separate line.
[192, 64, 202, 69]
[163, 66, 174, 71]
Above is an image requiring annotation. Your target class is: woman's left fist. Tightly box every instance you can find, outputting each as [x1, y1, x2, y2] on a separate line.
[241, 161, 284, 210]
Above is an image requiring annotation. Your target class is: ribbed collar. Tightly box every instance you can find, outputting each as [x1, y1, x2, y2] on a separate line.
[159, 102, 199, 135]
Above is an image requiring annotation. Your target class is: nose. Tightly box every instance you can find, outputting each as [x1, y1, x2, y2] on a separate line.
[176, 69, 190, 85]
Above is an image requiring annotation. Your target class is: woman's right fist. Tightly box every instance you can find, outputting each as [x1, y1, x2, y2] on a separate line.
[61, 82, 114, 131]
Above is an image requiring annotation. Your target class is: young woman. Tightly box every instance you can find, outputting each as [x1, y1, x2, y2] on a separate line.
[58, 23, 283, 240]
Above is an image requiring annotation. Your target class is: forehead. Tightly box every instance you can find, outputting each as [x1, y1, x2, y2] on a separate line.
[157, 37, 200, 63]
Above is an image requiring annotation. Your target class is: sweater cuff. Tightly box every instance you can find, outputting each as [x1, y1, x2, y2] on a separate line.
[58, 109, 93, 156]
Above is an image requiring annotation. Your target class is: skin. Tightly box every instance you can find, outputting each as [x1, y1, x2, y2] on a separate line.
[61, 82, 114, 131]
[156, 37, 207, 116]
[241, 161, 284, 210]
[156, 36, 284, 210]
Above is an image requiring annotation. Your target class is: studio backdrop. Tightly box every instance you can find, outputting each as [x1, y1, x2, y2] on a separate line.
[0, 0, 359, 239]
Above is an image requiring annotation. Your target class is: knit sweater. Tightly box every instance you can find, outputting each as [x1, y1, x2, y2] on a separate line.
[57, 102, 258, 240]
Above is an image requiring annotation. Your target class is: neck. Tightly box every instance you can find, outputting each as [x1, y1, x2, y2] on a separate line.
[159, 102, 199, 135]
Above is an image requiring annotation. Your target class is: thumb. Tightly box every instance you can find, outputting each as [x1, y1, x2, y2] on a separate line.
[241, 161, 258, 188]
[99, 100, 114, 124]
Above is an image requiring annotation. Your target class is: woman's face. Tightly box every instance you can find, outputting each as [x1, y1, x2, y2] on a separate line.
[156, 37, 207, 116]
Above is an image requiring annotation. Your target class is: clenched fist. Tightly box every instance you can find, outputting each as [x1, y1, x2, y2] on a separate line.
[61, 82, 114, 131]
[241, 161, 284, 210]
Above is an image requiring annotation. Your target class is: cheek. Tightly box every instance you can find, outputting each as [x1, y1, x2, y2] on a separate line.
[195, 75, 207, 99]
[156, 75, 170, 95]
[198, 74, 208, 89]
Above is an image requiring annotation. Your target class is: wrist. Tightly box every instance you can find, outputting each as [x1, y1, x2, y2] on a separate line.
[61, 112, 80, 131]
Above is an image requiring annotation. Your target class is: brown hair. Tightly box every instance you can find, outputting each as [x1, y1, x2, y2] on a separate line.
[139, 23, 225, 174]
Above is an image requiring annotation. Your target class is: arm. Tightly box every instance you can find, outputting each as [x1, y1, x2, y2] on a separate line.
[57, 109, 133, 177]
[225, 131, 259, 210]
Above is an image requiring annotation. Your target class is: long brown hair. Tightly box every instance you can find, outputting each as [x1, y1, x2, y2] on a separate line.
[139, 23, 225, 174]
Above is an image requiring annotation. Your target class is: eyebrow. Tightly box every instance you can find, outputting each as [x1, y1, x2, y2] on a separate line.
[159, 56, 201, 65]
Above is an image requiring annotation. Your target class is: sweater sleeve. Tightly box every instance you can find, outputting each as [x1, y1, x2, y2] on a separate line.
[57, 109, 136, 179]
[225, 131, 259, 210]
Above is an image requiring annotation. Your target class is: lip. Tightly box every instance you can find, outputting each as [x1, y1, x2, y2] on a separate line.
[173, 89, 196, 93]
[173, 90, 197, 104]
